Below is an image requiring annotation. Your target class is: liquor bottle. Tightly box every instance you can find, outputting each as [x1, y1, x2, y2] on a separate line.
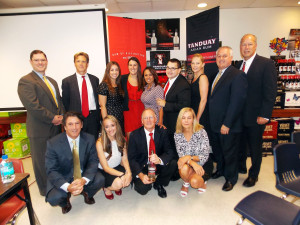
[291, 59, 296, 74]
[173, 29, 180, 50]
[148, 150, 156, 182]
[283, 59, 287, 73]
[1, 155, 15, 183]
[151, 30, 157, 51]
[278, 59, 283, 74]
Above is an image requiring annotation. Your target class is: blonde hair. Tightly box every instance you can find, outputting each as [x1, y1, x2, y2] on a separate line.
[192, 53, 204, 63]
[98, 115, 126, 160]
[175, 107, 203, 133]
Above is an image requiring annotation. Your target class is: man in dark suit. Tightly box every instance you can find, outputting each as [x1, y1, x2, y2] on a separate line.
[236, 34, 277, 187]
[45, 112, 104, 214]
[128, 109, 177, 198]
[18, 50, 64, 196]
[62, 52, 100, 141]
[209, 46, 247, 191]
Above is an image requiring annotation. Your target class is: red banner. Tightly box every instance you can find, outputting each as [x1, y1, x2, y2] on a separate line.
[107, 16, 146, 74]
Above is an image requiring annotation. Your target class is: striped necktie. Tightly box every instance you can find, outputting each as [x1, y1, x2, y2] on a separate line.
[72, 140, 81, 180]
[211, 70, 222, 94]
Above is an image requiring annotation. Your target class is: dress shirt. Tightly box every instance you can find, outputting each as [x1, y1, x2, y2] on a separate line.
[76, 73, 97, 110]
[211, 66, 229, 90]
[240, 53, 256, 74]
[60, 134, 90, 192]
[164, 75, 179, 97]
[33, 70, 57, 99]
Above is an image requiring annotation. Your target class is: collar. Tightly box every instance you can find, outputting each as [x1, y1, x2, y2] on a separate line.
[144, 127, 155, 136]
[243, 52, 256, 64]
[76, 72, 88, 78]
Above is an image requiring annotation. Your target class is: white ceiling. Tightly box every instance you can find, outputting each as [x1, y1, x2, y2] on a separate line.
[0, 0, 298, 14]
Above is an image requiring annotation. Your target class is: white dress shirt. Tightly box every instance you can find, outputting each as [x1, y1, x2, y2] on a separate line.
[76, 73, 97, 110]
[240, 53, 256, 74]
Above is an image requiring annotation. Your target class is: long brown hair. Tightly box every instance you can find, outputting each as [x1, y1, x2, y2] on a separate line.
[99, 115, 126, 160]
[128, 57, 144, 91]
[101, 61, 124, 95]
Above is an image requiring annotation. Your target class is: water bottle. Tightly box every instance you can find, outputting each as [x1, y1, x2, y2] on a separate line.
[1, 155, 15, 183]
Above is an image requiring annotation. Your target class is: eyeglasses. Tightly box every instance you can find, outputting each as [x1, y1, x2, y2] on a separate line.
[166, 67, 179, 71]
[32, 59, 47, 63]
[143, 116, 155, 120]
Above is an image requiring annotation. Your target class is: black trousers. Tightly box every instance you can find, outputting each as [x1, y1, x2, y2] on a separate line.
[133, 159, 177, 195]
[239, 124, 266, 178]
[210, 132, 241, 185]
[82, 110, 100, 141]
[46, 171, 105, 207]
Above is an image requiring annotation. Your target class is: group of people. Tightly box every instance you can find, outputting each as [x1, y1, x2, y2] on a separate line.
[17, 33, 277, 214]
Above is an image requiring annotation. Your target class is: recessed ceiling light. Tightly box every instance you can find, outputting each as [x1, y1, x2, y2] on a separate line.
[298, 1, 300, 4]
[105, 8, 109, 12]
[198, 3, 207, 8]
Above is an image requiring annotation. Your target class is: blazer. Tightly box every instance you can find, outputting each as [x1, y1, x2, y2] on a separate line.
[45, 132, 99, 195]
[235, 55, 277, 126]
[163, 75, 191, 132]
[127, 125, 174, 177]
[209, 65, 247, 133]
[61, 73, 99, 113]
[120, 74, 130, 111]
[17, 71, 64, 138]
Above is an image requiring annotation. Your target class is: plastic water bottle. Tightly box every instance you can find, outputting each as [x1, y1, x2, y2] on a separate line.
[1, 155, 15, 183]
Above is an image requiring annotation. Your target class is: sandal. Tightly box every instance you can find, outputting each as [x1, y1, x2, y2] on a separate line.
[197, 181, 207, 194]
[180, 182, 190, 197]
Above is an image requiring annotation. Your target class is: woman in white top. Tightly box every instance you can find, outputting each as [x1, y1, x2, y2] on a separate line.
[96, 115, 132, 200]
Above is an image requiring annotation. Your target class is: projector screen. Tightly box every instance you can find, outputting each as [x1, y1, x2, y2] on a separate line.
[0, 9, 108, 110]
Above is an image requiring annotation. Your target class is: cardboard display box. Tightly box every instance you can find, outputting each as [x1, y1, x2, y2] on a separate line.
[3, 138, 30, 158]
[262, 139, 278, 154]
[263, 120, 278, 139]
[10, 123, 28, 138]
[275, 118, 294, 133]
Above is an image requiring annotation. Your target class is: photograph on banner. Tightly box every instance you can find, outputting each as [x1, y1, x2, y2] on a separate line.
[288, 29, 300, 50]
[150, 51, 170, 85]
[146, 19, 180, 51]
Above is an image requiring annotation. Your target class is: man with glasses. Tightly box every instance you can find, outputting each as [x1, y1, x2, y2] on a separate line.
[128, 108, 176, 198]
[18, 50, 65, 196]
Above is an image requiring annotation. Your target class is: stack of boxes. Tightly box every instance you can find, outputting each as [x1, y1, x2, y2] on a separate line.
[3, 123, 30, 158]
[276, 118, 295, 144]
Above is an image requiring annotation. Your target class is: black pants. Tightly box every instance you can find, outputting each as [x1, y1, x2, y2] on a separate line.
[210, 132, 241, 185]
[82, 110, 100, 141]
[133, 159, 177, 195]
[46, 171, 105, 207]
[239, 124, 265, 178]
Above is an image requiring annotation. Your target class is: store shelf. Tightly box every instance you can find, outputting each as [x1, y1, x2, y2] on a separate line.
[272, 108, 300, 117]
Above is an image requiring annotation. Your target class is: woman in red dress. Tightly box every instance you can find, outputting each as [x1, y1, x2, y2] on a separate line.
[121, 57, 144, 140]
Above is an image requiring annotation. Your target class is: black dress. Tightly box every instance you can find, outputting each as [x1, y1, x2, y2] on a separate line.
[98, 82, 124, 128]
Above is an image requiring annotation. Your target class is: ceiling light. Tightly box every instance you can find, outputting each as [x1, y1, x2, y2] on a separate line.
[298, 1, 300, 4]
[105, 8, 109, 12]
[198, 3, 207, 8]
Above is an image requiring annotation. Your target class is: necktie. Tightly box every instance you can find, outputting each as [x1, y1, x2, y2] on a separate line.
[211, 70, 222, 94]
[72, 140, 81, 180]
[164, 81, 170, 97]
[81, 76, 89, 117]
[149, 133, 156, 157]
[242, 61, 246, 72]
[43, 76, 58, 107]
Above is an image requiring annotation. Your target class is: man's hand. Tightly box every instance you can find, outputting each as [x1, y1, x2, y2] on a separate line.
[220, 124, 230, 135]
[138, 173, 153, 185]
[257, 117, 269, 125]
[52, 115, 63, 125]
[149, 154, 161, 165]
[67, 178, 86, 195]
[156, 98, 166, 107]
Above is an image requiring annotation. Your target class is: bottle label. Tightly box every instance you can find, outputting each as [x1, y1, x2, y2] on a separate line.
[1, 161, 15, 183]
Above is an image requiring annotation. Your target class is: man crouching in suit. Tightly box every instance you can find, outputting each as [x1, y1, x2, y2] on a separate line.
[209, 46, 247, 191]
[45, 111, 105, 214]
[128, 108, 177, 198]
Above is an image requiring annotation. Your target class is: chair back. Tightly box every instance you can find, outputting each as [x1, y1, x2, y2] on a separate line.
[292, 131, 300, 150]
[273, 143, 300, 184]
[0, 158, 24, 173]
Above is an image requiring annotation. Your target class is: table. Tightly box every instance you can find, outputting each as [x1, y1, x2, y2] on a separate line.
[0, 173, 36, 225]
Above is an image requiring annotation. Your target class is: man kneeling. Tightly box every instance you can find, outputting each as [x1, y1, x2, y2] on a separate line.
[45, 112, 104, 214]
[128, 108, 177, 198]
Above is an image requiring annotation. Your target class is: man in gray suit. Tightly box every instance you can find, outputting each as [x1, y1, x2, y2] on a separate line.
[18, 50, 65, 196]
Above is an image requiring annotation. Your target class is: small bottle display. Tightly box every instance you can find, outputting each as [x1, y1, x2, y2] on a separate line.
[151, 30, 157, 51]
[173, 28, 180, 50]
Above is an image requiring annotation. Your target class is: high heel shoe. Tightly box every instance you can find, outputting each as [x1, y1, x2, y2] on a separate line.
[115, 189, 122, 196]
[198, 181, 207, 194]
[180, 182, 190, 197]
[103, 188, 114, 200]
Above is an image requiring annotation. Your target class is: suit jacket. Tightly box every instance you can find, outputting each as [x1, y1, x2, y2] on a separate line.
[17, 71, 64, 138]
[128, 125, 174, 177]
[120, 74, 130, 111]
[45, 132, 99, 195]
[235, 55, 277, 126]
[209, 65, 247, 133]
[163, 75, 191, 132]
[61, 73, 100, 113]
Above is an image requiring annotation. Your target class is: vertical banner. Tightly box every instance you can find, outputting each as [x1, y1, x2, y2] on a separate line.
[107, 16, 146, 74]
[186, 7, 219, 79]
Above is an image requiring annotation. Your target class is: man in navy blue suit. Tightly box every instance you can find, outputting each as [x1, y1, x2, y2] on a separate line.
[209, 46, 247, 191]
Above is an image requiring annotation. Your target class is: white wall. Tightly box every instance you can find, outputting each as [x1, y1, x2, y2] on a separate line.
[110, 7, 300, 60]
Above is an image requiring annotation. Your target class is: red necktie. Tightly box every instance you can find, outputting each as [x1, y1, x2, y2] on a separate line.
[164, 81, 170, 97]
[242, 62, 246, 72]
[149, 133, 156, 157]
[82, 76, 89, 117]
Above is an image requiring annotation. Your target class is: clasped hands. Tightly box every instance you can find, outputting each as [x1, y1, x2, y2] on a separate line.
[178, 155, 204, 176]
[67, 178, 86, 196]
[119, 172, 132, 188]
[52, 115, 63, 125]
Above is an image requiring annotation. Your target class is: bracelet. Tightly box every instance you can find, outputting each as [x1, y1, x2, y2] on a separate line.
[118, 173, 125, 178]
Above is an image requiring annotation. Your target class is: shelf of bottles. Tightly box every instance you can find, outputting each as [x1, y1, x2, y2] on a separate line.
[277, 59, 299, 90]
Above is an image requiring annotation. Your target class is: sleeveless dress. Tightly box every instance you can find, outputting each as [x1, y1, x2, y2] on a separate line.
[123, 81, 144, 133]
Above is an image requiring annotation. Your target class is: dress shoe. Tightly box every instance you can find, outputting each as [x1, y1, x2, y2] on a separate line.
[103, 188, 114, 200]
[243, 177, 258, 187]
[81, 191, 95, 204]
[62, 193, 72, 214]
[222, 181, 234, 191]
[212, 171, 222, 179]
[153, 183, 167, 198]
[115, 189, 122, 196]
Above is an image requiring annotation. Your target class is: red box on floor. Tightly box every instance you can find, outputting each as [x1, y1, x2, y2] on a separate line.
[263, 120, 278, 139]
[0, 124, 11, 138]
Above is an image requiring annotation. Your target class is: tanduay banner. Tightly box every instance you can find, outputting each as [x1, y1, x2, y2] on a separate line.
[186, 7, 219, 80]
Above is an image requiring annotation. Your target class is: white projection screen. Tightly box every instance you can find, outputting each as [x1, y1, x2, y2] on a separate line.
[0, 9, 108, 110]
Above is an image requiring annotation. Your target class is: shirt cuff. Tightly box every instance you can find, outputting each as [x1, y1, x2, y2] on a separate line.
[60, 183, 70, 192]
[83, 177, 90, 185]
[159, 157, 164, 165]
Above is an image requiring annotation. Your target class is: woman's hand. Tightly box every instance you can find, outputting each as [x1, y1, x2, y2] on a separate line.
[122, 172, 132, 187]
[177, 155, 191, 170]
[157, 122, 166, 129]
[190, 162, 204, 176]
